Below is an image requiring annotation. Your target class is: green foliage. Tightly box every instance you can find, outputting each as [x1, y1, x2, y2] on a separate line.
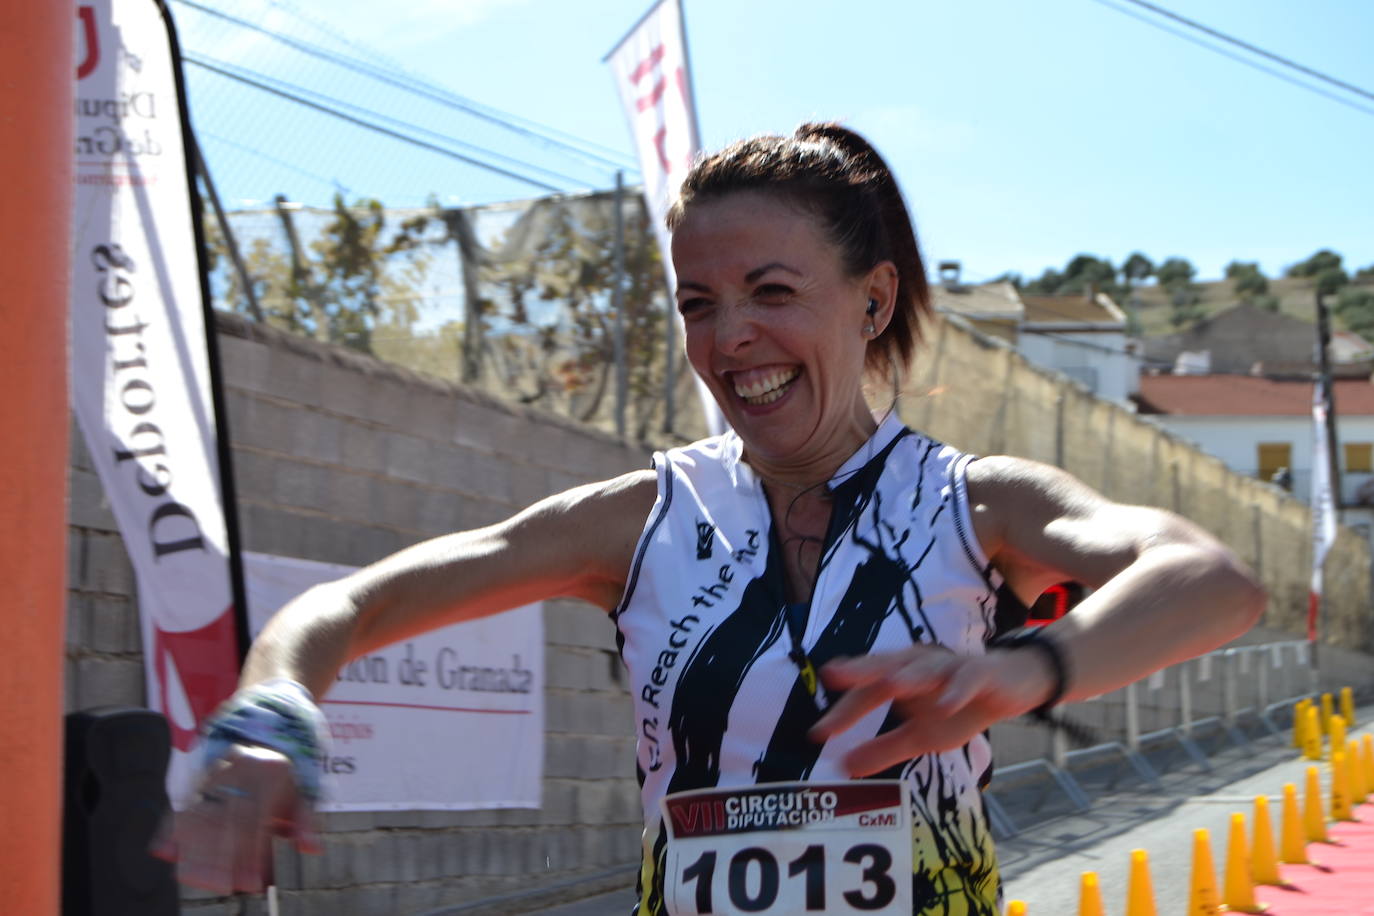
[1355, 263, 1374, 283]
[1155, 257, 1196, 290]
[1253, 293, 1281, 312]
[1021, 254, 1120, 300]
[1334, 286, 1374, 337]
[1316, 267, 1350, 297]
[201, 194, 434, 355]
[1287, 248, 1343, 278]
[1121, 252, 1154, 283]
[1225, 260, 1268, 301]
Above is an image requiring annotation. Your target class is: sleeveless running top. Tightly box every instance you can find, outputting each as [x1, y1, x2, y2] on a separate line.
[613, 413, 1006, 915]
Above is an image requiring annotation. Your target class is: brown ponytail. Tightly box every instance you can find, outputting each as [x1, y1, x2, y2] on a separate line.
[666, 122, 931, 379]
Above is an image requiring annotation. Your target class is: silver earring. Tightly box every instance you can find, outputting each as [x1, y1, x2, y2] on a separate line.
[864, 323, 876, 335]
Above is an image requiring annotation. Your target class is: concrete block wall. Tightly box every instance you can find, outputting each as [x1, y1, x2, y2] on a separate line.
[66, 312, 653, 914]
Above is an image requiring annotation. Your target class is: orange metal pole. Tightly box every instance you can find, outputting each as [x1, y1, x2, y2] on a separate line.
[0, 2, 73, 913]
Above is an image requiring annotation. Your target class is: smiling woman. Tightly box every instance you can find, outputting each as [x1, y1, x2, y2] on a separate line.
[162, 123, 1263, 916]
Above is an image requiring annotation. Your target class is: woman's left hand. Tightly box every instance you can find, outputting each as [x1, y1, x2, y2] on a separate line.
[808, 644, 1049, 777]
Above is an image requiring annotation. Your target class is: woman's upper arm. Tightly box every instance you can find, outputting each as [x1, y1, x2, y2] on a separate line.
[967, 456, 1232, 605]
[341, 468, 658, 654]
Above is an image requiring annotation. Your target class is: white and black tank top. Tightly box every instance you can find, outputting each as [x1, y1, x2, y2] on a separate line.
[613, 412, 1005, 915]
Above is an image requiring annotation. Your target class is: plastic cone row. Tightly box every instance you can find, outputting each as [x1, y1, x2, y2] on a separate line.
[1009, 685, 1365, 911]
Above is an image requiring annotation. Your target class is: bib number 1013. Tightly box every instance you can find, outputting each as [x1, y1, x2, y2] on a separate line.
[679, 842, 897, 913]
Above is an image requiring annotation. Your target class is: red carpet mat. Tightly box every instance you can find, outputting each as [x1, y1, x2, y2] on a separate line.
[1257, 802, 1374, 914]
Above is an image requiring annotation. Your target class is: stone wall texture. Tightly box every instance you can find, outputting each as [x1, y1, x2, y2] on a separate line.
[63, 310, 1373, 914]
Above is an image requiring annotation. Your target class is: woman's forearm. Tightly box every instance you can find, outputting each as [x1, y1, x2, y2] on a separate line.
[238, 582, 365, 700]
[1045, 543, 1265, 703]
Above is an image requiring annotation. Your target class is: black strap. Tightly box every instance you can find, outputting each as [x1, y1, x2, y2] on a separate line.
[987, 627, 1098, 746]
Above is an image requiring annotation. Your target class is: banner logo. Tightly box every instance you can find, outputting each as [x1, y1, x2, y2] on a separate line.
[76, 6, 99, 80]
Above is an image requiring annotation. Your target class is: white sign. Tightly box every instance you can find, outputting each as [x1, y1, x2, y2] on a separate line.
[244, 552, 544, 810]
[70, 0, 241, 808]
[661, 781, 911, 915]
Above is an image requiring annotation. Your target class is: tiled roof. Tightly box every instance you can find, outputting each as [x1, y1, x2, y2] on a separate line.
[1136, 374, 1374, 416]
[1021, 293, 1124, 326]
[930, 281, 1022, 319]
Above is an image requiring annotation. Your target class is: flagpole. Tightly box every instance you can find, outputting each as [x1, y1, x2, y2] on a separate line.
[603, 0, 669, 62]
[161, 0, 252, 666]
[676, 0, 704, 149]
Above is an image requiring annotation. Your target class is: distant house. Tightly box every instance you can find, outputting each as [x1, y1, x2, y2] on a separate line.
[931, 264, 1140, 405]
[929, 278, 1023, 343]
[1142, 302, 1374, 376]
[1134, 375, 1374, 538]
[1018, 292, 1140, 404]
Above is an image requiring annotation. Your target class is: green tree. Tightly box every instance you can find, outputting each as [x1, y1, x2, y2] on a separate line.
[1354, 263, 1374, 283]
[1316, 267, 1350, 297]
[1225, 260, 1269, 302]
[1287, 249, 1343, 278]
[1121, 252, 1154, 285]
[1155, 257, 1196, 290]
[1334, 286, 1374, 337]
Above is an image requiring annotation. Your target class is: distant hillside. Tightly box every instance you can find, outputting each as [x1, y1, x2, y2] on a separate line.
[1126, 275, 1374, 338]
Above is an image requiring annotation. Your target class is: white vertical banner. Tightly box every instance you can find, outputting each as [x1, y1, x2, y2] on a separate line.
[1308, 382, 1337, 643]
[244, 553, 544, 810]
[70, 0, 242, 808]
[606, 0, 727, 436]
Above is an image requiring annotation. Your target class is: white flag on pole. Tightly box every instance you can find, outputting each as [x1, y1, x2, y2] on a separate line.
[71, 0, 242, 807]
[1308, 380, 1337, 642]
[606, 0, 727, 436]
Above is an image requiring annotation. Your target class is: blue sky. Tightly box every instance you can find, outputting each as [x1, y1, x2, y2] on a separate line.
[172, 0, 1374, 285]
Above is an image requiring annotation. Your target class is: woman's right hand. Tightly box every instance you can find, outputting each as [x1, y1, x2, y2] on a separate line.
[152, 742, 321, 894]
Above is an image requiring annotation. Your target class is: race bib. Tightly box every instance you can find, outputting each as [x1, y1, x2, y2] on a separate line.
[661, 781, 913, 915]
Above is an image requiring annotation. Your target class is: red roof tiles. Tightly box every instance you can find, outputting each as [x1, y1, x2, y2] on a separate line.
[1136, 375, 1374, 416]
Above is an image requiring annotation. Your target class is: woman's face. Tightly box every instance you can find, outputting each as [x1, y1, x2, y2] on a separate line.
[671, 191, 891, 467]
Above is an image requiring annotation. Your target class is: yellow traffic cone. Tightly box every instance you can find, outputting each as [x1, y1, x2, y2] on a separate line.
[1280, 782, 1309, 864]
[1079, 871, 1105, 916]
[1331, 714, 1348, 759]
[1006, 901, 1028, 916]
[1224, 812, 1265, 912]
[1364, 735, 1374, 795]
[1305, 765, 1329, 842]
[1303, 705, 1323, 761]
[1189, 828, 1222, 915]
[1321, 692, 1334, 735]
[1340, 686, 1355, 728]
[1332, 751, 1352, 821]
[1350, 738, 1368, 803]
[1251, 796, 1282, 885]
[1125, 848, 1157, 916]
[1292, 699, 1309, 749]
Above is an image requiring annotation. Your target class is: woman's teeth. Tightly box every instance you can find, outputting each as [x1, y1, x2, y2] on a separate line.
[734, 368, 800, 405]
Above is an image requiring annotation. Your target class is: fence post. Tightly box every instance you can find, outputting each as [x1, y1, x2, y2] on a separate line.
[1125, 680, 1140, 752]
[1179, 659, 1193, 736]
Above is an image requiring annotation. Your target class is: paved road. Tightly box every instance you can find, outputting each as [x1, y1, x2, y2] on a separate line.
[536, 709, 1372, 915]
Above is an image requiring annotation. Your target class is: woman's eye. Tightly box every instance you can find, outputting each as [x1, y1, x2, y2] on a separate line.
[678, 298, 710, 318]
[754, 284, 793, 301]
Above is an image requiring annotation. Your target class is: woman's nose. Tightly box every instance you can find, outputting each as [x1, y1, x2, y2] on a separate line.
[714, 301, 756, 354]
